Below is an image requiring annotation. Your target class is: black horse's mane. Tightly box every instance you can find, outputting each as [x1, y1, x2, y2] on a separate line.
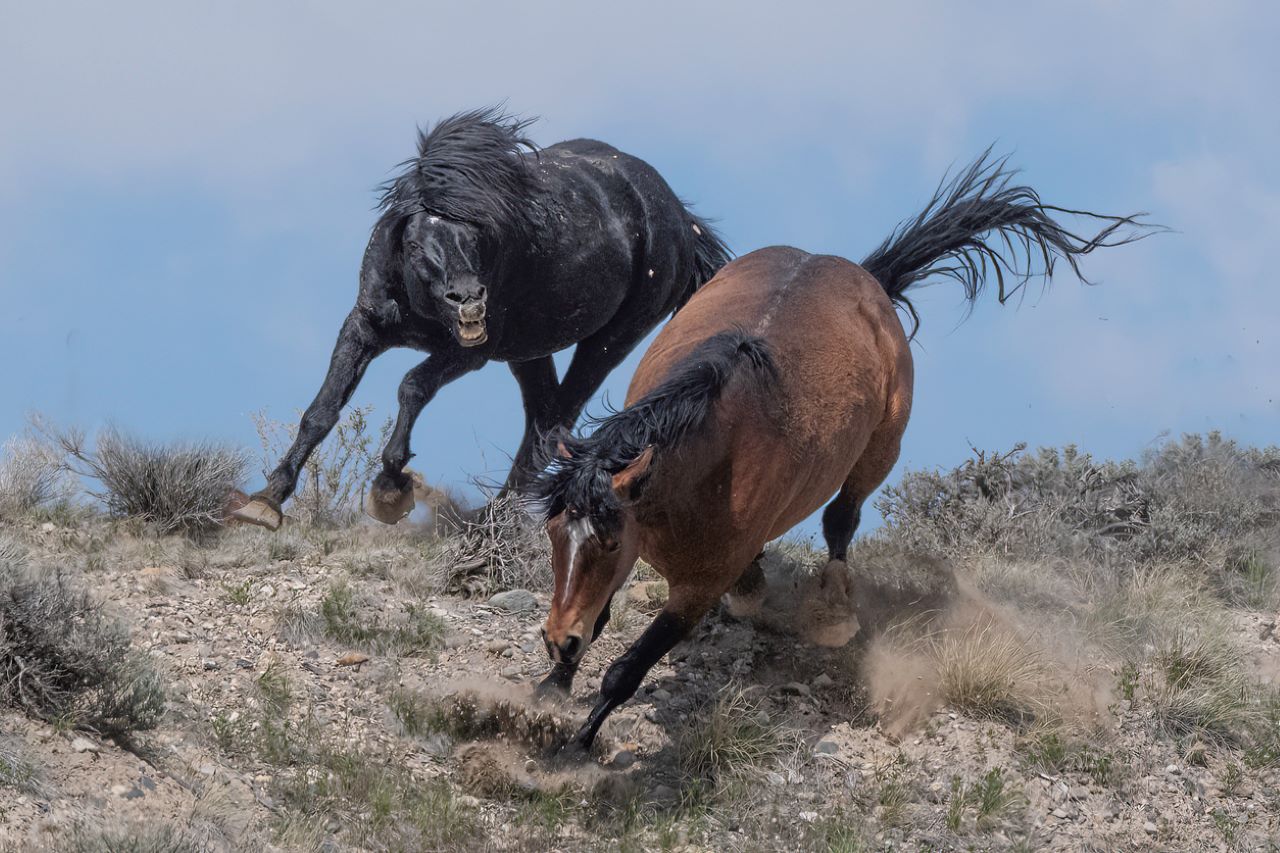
[529, 331, 777, 536]
[377, 107, 539, 236]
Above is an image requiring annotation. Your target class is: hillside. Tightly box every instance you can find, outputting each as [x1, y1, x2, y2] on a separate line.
[0, 430, 1278, 851]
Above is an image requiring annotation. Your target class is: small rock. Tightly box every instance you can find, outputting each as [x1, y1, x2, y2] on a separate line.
[198, 764, 217, 777]
[611, 749, 636, 769]
[202, 659, 219, 671]
[766, 771, 785, 786]
[501, 647, 515, 658]
[652, 784, 677, 800]
[651, 688, 672, 702]
[488, 589, 537, 613]
[1143, 821, 1158, 834]
[798, 811, 818, 822]
[41, 522, 56, 533]
[1069, 785, 1090, 801]
[1260, 620, 1276, 641]
[485, 639, 508, 654]
[110, 784, 130, 797]
[1051, 807, 1069, 819]
[336, 652, 370, 667]
[778, 682, 811, 698]
[812, 673, 834, 689]
[70, 737, 98, 754]
[814, 740, 840, 756]
[1166, 764, 1180, 775]
[501, 666, 522, 680]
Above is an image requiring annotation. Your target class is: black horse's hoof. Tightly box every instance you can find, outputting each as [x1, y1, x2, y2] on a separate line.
[229, 494, 284, 531]
[365, 471, 414, 525]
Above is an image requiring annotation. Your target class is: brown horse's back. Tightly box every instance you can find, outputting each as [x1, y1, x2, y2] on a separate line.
[627, 246, 913, 570]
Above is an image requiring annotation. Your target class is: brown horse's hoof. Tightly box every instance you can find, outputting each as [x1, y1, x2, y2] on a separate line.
[365, 471, 415, 525]
[229, 496, 283, 531]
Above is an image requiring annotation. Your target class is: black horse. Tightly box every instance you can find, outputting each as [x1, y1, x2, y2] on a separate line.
[233, 108, 729, 529]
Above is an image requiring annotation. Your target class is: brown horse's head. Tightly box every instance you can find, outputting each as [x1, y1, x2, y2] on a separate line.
[540, 448, 653, 666]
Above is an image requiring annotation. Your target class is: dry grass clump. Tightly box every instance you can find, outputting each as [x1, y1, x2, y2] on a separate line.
[0, 537, 164, 735]
[315, 581, 445, 656]
[428, 494, 551, 596]
[0, 433, 74, 519]
[253, 405, 390, 527]
[1145, 625, 1252, 739]
[51, 824, 204, 853]
[677, 685, 790, 783]
[48, 423, 247, 535]
[930, 618, 1053, 724]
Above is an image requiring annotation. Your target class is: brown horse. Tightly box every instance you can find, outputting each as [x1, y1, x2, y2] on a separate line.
[528, 153, 1152, 752]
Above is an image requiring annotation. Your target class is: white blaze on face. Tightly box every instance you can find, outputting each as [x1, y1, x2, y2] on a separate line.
[560, 516, 593, 608]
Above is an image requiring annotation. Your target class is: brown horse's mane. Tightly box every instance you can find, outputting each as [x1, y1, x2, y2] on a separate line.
[528, 331, 777, 535]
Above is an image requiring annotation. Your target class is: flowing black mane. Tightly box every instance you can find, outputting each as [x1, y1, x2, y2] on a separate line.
[377, 106, 539, 236]
[530, 331, 777, 535]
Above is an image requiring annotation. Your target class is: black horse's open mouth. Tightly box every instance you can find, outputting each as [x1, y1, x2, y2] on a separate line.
[456, 318, 488, 346]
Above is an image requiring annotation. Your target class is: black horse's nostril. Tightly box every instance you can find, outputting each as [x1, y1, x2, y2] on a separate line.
[560, 635, 582, 662]
[475, 285, 486, 300]
[444, 290, 464, 304]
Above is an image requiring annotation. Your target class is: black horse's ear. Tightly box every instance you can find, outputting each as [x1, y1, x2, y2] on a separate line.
[611, 446, 654, 502]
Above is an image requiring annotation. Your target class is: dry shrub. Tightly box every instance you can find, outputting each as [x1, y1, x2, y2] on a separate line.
[0, 433, 74, 518]
[47, 422, 247, 535]
[428, 494, 550, 595]
[0, 537, 164, 735]
[253, 405, 390, 527]
[1146, 624, 1252, 739]
[878, 433, 1279, 569]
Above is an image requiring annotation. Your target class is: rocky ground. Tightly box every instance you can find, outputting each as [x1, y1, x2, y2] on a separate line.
[1, 511, 1279, 852]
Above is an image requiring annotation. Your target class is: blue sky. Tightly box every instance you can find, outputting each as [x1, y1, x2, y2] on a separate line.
[2, 1, 1276, 536]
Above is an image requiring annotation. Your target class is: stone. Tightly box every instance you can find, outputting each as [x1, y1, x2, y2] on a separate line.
[778, 682, 812, 698]
[1143, 821, 1158, 834]
[336, 652, 370, 667]
[812, 673, 835, 689]
[814, 740, 840, 756]
[485, 639, 508, 654]
[488, 589, 538, 613]
[611, 749, 636, 769]
[70, 737, 98, 754]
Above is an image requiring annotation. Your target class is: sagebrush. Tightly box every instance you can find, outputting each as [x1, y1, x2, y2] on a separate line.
[47, 422, 247, 534]
[0, 537, 165, 735]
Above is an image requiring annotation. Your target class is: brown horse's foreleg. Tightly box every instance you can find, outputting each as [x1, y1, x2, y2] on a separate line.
[535, 594, 614, 702]
[568, 588, 715, 752]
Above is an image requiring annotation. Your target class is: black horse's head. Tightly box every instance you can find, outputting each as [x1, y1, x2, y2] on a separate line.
[378, 108, 539, 348]
[401, 213, 489, 346]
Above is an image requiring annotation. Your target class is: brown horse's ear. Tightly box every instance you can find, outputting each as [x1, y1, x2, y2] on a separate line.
[611, 446, 655, 501]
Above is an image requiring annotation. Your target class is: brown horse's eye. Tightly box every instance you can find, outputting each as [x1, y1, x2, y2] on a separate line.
[602, 539, 621, 553]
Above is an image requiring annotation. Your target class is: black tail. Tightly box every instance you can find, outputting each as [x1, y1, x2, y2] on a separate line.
[676, 209, 732, 311]
[861, 149, 1158, 337]
[529, 331, 775, 533]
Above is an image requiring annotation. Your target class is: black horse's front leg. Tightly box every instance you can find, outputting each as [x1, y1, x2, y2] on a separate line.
[365, 351, 485, 524]
[235, 309, 386, 530]
[569, 599, 704, 754]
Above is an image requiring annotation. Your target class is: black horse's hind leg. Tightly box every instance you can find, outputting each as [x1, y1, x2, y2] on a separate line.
[237, 309, 387, 529]
[365, 351, 486, 524]
[554, 319, 657, 430]
[821, 485, 862, 563]
[501, 356, 562, 493]
[536, 594, 613, 702]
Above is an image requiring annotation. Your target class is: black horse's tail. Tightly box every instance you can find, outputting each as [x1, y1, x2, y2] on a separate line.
[860, 149, 1156, 337]
[530, 331, 774, 532]
[676, 209, 732, 311]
